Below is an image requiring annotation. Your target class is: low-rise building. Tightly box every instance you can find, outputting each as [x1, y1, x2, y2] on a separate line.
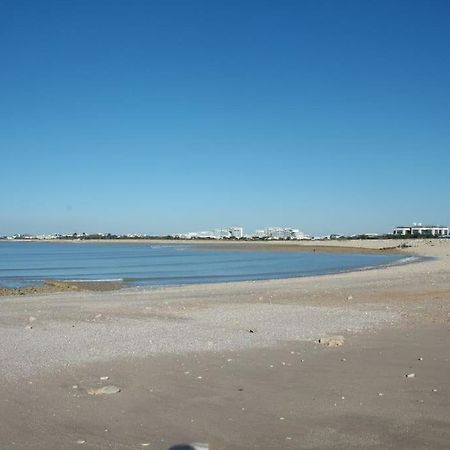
[393, 224, 449, 237]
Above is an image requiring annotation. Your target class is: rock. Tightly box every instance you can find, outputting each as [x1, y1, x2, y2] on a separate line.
[88, 385, 121, 395]
[248, 329, 255, 333]
[76, 439, 86, 444]
[346, 295, 353, 301]
[100, 376, 109, 381]
[405, 373, 415, 378]
[318, 336, 345, 347]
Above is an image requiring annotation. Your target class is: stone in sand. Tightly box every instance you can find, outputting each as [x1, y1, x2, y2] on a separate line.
[88, 385, 121, 395]
[318, 336, 345, 347]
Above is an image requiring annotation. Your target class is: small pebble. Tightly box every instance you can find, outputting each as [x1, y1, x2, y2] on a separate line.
[76, 440, 86, 445]
[100, 376, 109, 381]
[378, 392, 383, 397]
[88, 385, 121, 395]
[406, 373, 416, 378]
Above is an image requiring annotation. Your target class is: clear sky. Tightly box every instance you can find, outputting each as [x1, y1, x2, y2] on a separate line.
[1, 0, 449, 236]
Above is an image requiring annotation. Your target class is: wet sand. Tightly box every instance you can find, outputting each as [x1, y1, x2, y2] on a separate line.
[0, 239, 449, 449]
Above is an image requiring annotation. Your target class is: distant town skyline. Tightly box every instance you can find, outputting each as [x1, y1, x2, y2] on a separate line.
[1, 1, 449, 236]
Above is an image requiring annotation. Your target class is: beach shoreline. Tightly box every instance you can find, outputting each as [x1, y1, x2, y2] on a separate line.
[0, 238, 414, 296]
[1, 239, 449, 449]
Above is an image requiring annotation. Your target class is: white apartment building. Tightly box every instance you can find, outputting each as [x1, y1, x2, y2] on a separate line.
[255, 227, 308, 240]
[393, 224, 449, 237]
[214, 227, 244, 239]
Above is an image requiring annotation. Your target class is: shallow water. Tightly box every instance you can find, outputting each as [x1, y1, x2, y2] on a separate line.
[0, 241, 406, 288]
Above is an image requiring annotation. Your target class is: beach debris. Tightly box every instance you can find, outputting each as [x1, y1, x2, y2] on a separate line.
[318, 335, 345, 347]
[76, 439, 86, 444]
[346, 295, 353, 301]
[191, 444, 209, 450]
[100, 376, 109, 381]
[248, 329, 255, 333]
[87, 385, 121, 395]
[405, 373, 416, 378]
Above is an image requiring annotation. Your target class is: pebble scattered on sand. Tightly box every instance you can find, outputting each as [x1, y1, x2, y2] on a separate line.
[76, 439, 86, 444]
[100, 376, 109, 381]
[318, 336, 345, 347]
[405, 373, 416, 378]
[87, 385, 121, 395]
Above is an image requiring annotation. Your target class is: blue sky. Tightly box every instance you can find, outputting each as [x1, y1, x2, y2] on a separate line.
[1, 0, 449, 236]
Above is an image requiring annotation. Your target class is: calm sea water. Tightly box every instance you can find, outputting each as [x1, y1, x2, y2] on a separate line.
[0, 241, 408, 289]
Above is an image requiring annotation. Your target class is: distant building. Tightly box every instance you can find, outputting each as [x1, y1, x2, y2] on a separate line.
[254, 227, 308, 240]
[214, 227, 244, 239]
[393, 224, 449, 237]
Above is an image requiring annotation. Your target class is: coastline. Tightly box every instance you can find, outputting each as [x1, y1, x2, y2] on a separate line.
[0, 239, 411, 297]
[3, 237, 408, 254]
[1, 239, 449, 449]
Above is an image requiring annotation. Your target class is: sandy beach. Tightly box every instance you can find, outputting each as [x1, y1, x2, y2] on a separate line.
[1, 239, 449, 449]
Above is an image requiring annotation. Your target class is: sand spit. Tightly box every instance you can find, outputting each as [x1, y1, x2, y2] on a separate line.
[0, 239, 449, 449]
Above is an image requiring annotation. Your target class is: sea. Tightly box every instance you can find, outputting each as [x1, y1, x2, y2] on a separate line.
[0, 241, 410, 289]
